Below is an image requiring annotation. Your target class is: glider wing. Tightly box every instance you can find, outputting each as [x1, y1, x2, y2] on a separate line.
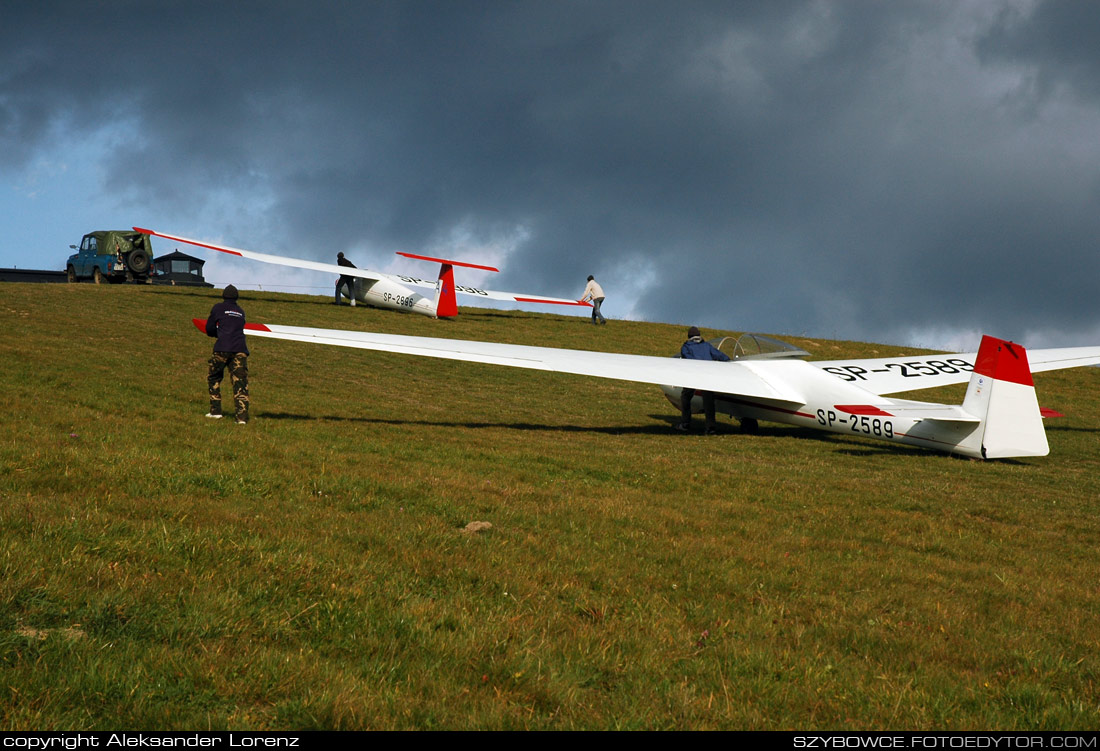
[137, 228, 389, 283]
[195, 319, 807, 405]
[814, 346, 1100, 396]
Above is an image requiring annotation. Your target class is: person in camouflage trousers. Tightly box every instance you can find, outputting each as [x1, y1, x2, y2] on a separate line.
[204, 284, 251, 424]
[207, 351, 249, 422]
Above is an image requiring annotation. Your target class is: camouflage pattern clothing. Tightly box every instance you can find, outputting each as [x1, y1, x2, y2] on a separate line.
[205, 285, 250, 423]
[208, 351, 249, 422]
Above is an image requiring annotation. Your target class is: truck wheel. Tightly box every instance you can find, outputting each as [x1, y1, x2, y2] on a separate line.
[127, 249, 150, 274]
[66, 266, 77, 284]
[93, 266, 104, 285]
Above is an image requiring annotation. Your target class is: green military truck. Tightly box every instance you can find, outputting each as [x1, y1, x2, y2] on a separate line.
[66, 230, 154, 284]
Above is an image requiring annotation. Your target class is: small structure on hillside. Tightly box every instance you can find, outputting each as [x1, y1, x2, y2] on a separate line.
[0, 268, 66, 283]
[151, 250, 213, 287]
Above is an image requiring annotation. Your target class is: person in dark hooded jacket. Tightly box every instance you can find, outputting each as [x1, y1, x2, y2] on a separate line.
[204, 284, 250, 423]
[335, 252, 357, 305]
[676, 326, 729, 434]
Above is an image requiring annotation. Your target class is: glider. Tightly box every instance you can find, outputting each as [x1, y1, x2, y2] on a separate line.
[137, 227, 590, 318]
[190, 319, 1100, 459]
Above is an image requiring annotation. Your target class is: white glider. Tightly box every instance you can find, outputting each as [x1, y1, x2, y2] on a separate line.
[191, 318, 1100, 459]
[139, 227, 590, 319]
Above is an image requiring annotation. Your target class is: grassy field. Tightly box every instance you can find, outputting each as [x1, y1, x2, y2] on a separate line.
[2, 282, 1099, 730]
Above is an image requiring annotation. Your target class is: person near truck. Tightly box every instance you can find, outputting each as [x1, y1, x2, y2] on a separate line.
[676, 326, 730, 434]
[204, 284, 250, 424]
[336, 252, 357, 306]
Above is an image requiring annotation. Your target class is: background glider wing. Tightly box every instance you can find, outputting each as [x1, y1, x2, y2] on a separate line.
[814, 346, 1100, 396]
[194, 320, 806, 404]
[137, 228, 389, 283]
[1028, 346, 1100, 372]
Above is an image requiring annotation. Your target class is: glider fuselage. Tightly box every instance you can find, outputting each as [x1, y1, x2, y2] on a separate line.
[663, 373, 984, 457]
[664, 338, 1052, 459]
[343, 275, 438, 316]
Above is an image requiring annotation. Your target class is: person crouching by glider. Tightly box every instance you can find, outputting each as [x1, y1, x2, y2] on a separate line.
[676, 326, 730, 434]
[581, 275, 606, 325]
[205, 284, 250, 424]
[335, 251, 357, 306]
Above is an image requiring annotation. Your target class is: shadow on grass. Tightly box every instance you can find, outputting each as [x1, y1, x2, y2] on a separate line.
[757, 425, 930, 458]
[259, 411, 678, 436]
[255, 411, 962, 457]
[149, 288, 559, 320]
[1046, 424, 1100, 434]
[650, 417, 989, 459]
[785, 427, 1037, 462]
[151, 288, 337, 306]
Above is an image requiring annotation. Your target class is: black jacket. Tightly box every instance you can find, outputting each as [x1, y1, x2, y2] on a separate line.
[205, 300, 250, 355]
[337, 255, 357, 283]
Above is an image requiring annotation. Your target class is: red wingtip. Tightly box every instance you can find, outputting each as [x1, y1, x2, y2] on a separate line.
[137, 228, 242, 256]
[191, 318, 206, 333]
[513, 297, 592, 307]
[1039, 407, 1064, 419]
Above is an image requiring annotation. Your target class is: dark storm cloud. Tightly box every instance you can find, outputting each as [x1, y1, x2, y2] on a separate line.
[3, 0, 1099, 345]
[979, 1, 1100, 102]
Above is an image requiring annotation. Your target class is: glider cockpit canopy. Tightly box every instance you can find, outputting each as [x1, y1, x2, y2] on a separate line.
[711, 333, 810, 361]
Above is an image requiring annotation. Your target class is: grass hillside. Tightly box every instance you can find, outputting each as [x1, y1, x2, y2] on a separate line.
[2, 282, 1099, 730]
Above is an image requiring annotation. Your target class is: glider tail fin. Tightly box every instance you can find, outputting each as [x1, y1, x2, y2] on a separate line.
[397, 251, 496, 319]
[962, 335, 1048, 458]
[434, 263, 458, 318]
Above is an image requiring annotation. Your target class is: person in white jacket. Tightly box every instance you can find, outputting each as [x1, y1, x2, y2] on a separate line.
[581, 275, 607, 325]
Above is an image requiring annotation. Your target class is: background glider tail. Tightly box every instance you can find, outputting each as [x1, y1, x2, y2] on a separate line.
[962, 335, 1048, 458]
[396, 251, 499, 273]
[434, 263, 459, 318]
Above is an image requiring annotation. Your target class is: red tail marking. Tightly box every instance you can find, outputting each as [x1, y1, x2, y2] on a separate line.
[835, 404, 894, 416]
[973, 335, 1033, 387]
[436, 264, 458, 318]
[396, 251, 499, 272]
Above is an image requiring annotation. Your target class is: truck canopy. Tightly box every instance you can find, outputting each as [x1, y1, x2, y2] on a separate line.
[85, 231, 153, 255]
